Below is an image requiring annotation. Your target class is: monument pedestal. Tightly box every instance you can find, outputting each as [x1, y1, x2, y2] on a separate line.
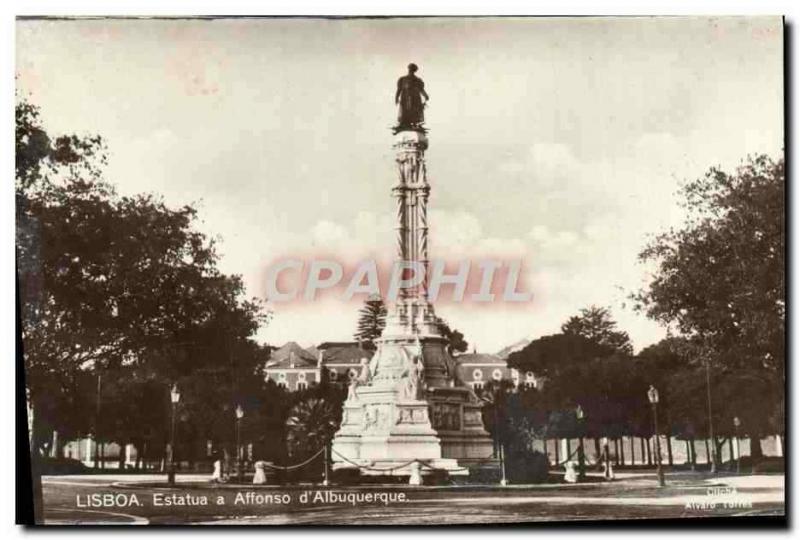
[331, 334, 493, 480]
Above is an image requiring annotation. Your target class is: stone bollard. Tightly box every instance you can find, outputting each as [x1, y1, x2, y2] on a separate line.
[211, 459, 223, 483]
[253, 461, 268, 484]
[603, 461, 615, 480]
[564, 461, 578, 483]
[408, 462, 422, 486]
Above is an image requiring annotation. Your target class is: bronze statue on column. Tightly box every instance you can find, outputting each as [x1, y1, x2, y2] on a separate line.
[395, 63, 429, 132]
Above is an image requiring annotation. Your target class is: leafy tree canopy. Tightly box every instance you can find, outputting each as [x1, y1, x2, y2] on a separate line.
[561, 305, 633, 354]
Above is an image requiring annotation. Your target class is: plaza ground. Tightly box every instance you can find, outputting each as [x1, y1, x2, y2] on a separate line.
[38, 470, 784, 525]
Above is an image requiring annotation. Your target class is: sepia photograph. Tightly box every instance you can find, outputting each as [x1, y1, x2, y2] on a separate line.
[14, 15, 785, 526]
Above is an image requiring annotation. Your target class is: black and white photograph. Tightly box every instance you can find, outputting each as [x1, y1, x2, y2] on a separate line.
[13, 14, 785, 526]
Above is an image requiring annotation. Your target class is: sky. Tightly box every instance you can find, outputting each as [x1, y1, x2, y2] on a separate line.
[16, 16, 784, 353]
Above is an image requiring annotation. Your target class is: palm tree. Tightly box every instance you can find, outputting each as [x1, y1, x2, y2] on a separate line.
[285, 397, 339, 459]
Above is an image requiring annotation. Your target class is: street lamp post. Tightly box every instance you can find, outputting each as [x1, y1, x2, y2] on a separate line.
[499, 439, 508, 486]
[488, 384, 508, 486]
[647, 385, 665, 487]
[235, 404, 244, 483]
[576, 405, 586, 481]
[323, 442, 331, 486]
[168, 384, 180, 485]
[733, 416, 741, 474]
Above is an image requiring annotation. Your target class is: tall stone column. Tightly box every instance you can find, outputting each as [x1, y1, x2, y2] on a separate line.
[385, 131, 441, 339]
[331, 116, 493, 481]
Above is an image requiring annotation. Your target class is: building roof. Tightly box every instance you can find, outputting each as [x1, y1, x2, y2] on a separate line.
[318, 341, 361, 350]
[265, 342, 318, 369]
[321, 344, 374, 365]
[454, 352, 507, 366]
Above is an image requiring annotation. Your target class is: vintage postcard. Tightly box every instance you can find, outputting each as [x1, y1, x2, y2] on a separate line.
[15, 16, 785, 525]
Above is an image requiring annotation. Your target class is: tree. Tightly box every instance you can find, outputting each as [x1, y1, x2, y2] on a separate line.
[435, 317, 468, 356]
[285, 396, 340, 459]
[507, 333, 613, 382]
[16, 98, 269, 460]
[353, 295, 386, 350]
[561, 305, 633, 354]
[636, 154, 785, 444]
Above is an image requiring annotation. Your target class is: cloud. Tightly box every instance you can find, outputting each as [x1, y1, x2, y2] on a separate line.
[310, 220, 348, 247]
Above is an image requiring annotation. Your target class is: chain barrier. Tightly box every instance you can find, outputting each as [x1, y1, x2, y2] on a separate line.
[261, 447, 326, 471]
[555, 445, 604, 467]
[331, 448, 420, 472]
[555, 445, 581, 466]
[251, 443, 600, 478]
[333, 447, 499, 474]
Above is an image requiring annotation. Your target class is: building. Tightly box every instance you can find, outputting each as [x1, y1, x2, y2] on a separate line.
[264, 341, 538, 392]
[263, 341, 374, 391]
[263, 342, 321, 391]
[317, 342, 375, 384]
[455, 349, 540, 390]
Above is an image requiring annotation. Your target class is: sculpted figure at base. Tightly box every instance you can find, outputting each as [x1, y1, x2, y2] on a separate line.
[399, 342, 425, 400]
[357, 357, 371, 383]
[346, 357, 372, 401]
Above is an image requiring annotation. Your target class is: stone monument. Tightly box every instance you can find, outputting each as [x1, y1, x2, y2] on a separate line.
[331, 65, 494, 481]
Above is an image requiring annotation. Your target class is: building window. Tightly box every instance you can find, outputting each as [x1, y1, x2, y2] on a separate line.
[298, 371, 307, 382]
[329, 369, 338, 381]
[472, 381, 485, 390]
[472, 369, 483, 381]
[296, 381, 308, 391]
[277, 381, 288, 389]
[492, 369, 503, 381]
[348, 368, 358, 380]
[524, 371, 536, 389]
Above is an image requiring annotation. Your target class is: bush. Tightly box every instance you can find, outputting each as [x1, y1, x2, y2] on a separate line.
[751, 457, 785, 473]
[37, 457, 88, 475]
[505, 449, 549, 484]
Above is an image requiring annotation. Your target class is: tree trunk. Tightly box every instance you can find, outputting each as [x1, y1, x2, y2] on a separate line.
[594, 438, 602, 464]
[689, 437, 696, 469]
[728, 437, 735, 470]
[629, 436, 635, 465]
[750, 436, 763, 460]
[554, 438, 560, 465]
[619, 437, 625, 466]
[704, 438, 711, 464]
[118, 443, 126, 470]
[715, 438, 725, 469]
[646, 437, 653, 465]
[640, 437, 646, 466]
[666, 434, 674, 466]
